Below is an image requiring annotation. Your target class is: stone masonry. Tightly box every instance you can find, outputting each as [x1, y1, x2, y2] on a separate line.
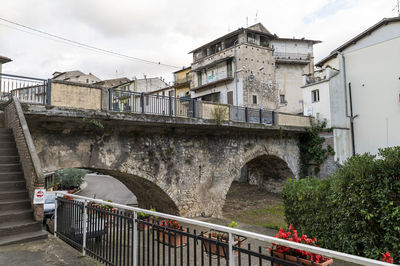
[22, 105, 302, 218]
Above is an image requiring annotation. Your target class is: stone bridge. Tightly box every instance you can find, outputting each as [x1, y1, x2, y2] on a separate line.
[20, 104, 305, 218]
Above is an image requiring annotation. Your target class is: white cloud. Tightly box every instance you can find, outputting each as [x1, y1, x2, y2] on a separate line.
[0, 0, 397, 82]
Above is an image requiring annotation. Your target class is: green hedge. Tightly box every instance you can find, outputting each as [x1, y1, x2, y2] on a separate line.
[55, 168, 87, 190]
[282, 147, 400, 262]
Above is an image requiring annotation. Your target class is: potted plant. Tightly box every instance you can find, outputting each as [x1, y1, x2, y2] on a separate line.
[202, 221, 246, 258]
[270, 224, 333, 266]
[158, 219, 187, 247]
[136, 208, 156, 231]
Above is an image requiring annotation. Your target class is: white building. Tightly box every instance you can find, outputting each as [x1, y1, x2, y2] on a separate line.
[303, 17, 400, 163]
[52, 70, 101, 84]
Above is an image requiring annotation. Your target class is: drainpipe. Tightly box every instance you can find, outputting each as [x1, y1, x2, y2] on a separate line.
[234, 39, 239, 106]
[348, 82, 357, 156]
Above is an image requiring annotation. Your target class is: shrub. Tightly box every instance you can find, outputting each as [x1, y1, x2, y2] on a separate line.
[55, 168, 87, 190]
[282, 147, 400, 262]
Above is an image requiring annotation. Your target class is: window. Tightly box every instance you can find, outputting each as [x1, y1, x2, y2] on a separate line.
[227, 91, 233, 105]
[280, 95, 286, 104]
[162, 91, 165, 96]
[312, 89, 320, 102]
[86, 79, 89, 83]
[252, 95, 257, 104]
[247, 33, 257, 44]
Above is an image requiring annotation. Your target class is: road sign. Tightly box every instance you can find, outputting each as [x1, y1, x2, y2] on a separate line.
[33, 189, 46, 204]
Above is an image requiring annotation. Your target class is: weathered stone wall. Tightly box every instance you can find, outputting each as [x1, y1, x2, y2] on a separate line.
[50, 80, 102, 110]
[277, 113, 312, 127]
[26, 113, 301, 218]
[4, 98, 45, 221]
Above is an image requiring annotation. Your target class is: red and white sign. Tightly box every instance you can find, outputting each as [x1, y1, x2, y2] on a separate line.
[33, 189, 46, 204]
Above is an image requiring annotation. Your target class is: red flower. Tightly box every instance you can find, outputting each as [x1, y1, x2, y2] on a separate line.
[381, 251, 394, 264]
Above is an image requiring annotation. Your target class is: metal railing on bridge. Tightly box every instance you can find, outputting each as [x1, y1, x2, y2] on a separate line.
[54, 192, 393, 266]
[0, 73, 49, 104]
[109, 89, 275, 126]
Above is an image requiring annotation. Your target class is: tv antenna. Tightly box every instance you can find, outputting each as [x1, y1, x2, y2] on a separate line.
[254, 10, 258, 23]
[393, 0, 400, 16]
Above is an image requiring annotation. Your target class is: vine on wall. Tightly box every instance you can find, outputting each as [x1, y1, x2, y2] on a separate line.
[299, 119, 335, 177]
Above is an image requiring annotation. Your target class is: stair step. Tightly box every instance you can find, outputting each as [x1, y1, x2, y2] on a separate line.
[0, 230, 48, 246]
[0, 220, 42, 237]
[0, 209, 33, 223]
[0, 148, 18, 156]
[0, 128, 12, 134]
[0, 180, 26, 191]
[0, 199, 31, 212]
[0, 172, 24, 181]
[0, 142, 16, 149]
[0, 156, 19, 164]
[0, 163, 22, 172]
[0, 190, 28, 200]
[0, 135, 14, 141]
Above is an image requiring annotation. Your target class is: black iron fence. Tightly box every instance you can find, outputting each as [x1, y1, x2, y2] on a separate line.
[109, 89, 274, 126]
[0, 73, 49, 104]
[55, 196, 300, 266]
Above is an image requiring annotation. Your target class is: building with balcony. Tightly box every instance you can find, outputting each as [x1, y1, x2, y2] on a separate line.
[173, 66, 191, 99]
[303, 17, 400, 164]
[189, 23, 320, 113]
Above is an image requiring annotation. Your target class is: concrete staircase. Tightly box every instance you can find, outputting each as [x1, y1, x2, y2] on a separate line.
[0, 127, 47, 246]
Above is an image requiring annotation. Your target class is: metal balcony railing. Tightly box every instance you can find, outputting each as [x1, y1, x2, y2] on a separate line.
[109, 89, 274, 126]
[0, 73, 50, 104]
[54, 192, 394, 266]
[273, 52, 311, 60]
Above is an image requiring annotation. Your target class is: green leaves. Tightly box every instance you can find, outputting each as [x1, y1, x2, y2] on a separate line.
[283, 147, 400, 263]
[54, 168, 87, 190]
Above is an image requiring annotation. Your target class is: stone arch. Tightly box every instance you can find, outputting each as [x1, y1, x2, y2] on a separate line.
[234, 149, 296, 193]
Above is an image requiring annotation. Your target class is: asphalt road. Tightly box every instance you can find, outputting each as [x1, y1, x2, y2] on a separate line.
[77, 173, 137, 205]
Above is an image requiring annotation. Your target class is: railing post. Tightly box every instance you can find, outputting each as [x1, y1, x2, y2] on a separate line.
[133, 211, 138, 266]
[141, 93, 145, 113]
[54, 192, 58, 237]
[245, 107, 248, 122]
[46, 79, 52, 105]
[82, 200, 88, 256]
[259, 109, 263, 124]
[272, 111, 275, 125]
[108, 88, 113, 111]
[192, 99, 196, 118]
[228, 232, 235, 266]
[169, 96, 173, 116]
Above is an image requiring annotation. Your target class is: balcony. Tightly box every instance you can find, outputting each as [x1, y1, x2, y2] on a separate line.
[273, 52, 312, 64]
[192, 72, 233, 91]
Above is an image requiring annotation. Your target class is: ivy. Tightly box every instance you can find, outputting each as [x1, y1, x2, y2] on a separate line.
[299, 119, 334, 177]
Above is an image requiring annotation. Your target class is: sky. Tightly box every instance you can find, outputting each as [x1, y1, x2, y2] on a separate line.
[0, 0, 397, 83]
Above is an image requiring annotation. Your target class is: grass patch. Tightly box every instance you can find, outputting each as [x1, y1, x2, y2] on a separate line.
[231, 203, 287, 230]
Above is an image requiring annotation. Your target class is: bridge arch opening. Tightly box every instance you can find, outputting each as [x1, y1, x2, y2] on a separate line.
[47, 167, 179, 216]
[236, 154, 295, 193]
[222, 154, 294, 228]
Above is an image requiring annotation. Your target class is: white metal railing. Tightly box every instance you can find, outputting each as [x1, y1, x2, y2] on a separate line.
[54, 192, 395, 266]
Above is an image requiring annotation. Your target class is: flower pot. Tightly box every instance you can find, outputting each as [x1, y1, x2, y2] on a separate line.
[202, 232, 242, 258]
[137, 217, 154, 231]
[158, 228, 187, 247]
[271, 250, 334, 266]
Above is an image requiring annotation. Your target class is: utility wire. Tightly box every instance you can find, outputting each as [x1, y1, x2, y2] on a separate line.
[0, 17, 180, 69]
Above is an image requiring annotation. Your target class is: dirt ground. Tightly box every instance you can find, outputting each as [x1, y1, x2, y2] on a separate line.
[222, 181, 286, 230]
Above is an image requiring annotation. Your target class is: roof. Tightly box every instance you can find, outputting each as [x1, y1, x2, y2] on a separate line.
[273, 37, 321, 44]
[189, 23, 275, 54]
[316, 17, 400, 67]
[0, 55, 12, 64]
[52, 70, 85, 80]
[94, 77, 131, 88]
[173, 66, 191, 74]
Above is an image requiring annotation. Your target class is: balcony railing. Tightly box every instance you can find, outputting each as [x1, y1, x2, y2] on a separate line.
[273, 52, 311, 61]
[109, 89, 274, 125]
[54, 192, 394, 266]
[174, 77, 191, 85]
[0, 73, 49, 104]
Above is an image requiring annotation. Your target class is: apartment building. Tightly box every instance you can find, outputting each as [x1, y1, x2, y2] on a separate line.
[303, 17, 400, 163]
[190, 23, 319, 113]
[173, 67, 191, 99]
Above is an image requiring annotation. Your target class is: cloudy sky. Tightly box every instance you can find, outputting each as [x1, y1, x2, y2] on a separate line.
[0, 0, 397, 82]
